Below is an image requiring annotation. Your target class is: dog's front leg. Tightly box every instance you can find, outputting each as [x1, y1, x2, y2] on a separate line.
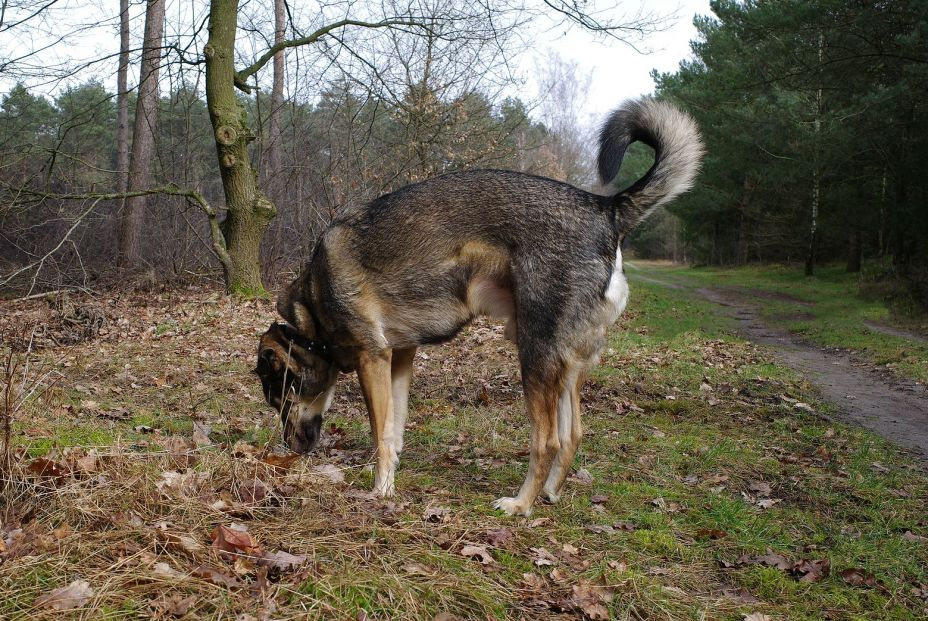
[357, 349, 397, 497]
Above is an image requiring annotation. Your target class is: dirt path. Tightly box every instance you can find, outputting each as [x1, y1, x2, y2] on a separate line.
[627, 265, 928, 461]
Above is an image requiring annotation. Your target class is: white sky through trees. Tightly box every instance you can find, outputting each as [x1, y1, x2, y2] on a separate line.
[0, 0, 711, 128]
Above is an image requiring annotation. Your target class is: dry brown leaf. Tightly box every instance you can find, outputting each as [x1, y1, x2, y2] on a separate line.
[259, 452, 300, 471]
[485, 527, 514, 547]
[153, 562, 184, 579]
[258, 549, 311, 571]
[150, 593, 197, 617]
[422, 506, 452, 523]
[403, 562, 433, 576]
[460, 544, 494, 565]
[743, 614, 771, 621]
[530, 547, 557, 566]
[34, 579, 93, 611]
[521, 573, 545, 590]
[571, 581, 613, 620]
[791, 558, 830, 583]
[26, 457, 71, 481]
[839, 567, 880, 589]
[749, 481, 771, 496]
[571, 468, 593, 484]
[192, 564, 241, 588]
[156, 529, 206, 557]
[211, 524, 260, 557]
[238, 479, 268, 505]
[561, 543, 580, 555]
[696, 528, 727, 540]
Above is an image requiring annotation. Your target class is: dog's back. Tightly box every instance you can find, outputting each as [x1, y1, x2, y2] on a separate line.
[281, 98, 703, 369]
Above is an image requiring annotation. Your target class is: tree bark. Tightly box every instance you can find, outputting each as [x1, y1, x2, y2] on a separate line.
[846, 229, 862, 273]
[805, 32, 824, 277]
[115, 0, 130, 194]
[118, 0, 165, 268]
[205, 0, 276, 296]
[264, 0, 285, 187]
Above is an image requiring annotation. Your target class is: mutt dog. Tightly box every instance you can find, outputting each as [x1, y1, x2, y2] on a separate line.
[255, 98, 702, 516]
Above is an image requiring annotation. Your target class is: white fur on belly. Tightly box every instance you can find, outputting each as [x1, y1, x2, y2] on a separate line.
[603, 246, 629, 324]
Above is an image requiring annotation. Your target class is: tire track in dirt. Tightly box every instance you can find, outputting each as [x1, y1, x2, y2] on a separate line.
[627, 265, 928, 462]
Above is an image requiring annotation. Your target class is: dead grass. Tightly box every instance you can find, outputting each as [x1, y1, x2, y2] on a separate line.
[0, 283, 926, 620]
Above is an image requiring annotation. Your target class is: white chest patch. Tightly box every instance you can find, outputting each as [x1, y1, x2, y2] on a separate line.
[603, 246, 629, 324]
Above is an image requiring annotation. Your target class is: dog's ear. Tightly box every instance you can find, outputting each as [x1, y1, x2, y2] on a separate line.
[276, 280, 315, 335]
[254, 345, 279, 376]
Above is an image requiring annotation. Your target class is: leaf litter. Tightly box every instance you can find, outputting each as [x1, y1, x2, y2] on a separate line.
[2, 284, 928, 619]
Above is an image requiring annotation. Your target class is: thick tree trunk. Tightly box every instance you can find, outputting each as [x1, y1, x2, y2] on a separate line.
[205, 0, 276, 296]
[119, 0, 165, 268]
[115, 0, 130, 194]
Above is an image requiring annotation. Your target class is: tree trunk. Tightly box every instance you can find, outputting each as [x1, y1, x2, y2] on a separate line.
[264, 0, 285, 186]
[846, 229, 862, 273]
[115, 0, 130, 193]
[805, 32, 824, 277]
[205, 0, 276, 296]
[118, 0, 165, 268]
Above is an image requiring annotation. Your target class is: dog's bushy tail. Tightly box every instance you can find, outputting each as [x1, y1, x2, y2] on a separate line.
[598, 98, 704, 234]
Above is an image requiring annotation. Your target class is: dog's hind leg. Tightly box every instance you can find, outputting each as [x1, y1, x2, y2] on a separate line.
[492, 372, 561, 517]
[391, 347, 416, 457]
[541, 366, 587, 503]
[357, 349, 397, 497]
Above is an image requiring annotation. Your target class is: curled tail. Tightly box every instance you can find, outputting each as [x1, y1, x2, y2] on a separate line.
[598, 98, 704, 235]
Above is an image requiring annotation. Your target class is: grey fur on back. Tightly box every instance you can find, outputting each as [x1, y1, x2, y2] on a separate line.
[598, 98, 704, 234]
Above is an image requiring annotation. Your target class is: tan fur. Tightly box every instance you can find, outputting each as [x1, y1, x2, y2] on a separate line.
[355, 350, 398, 496]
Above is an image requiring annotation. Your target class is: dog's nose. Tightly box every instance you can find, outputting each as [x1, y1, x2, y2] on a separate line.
[287, 415, 322, 454]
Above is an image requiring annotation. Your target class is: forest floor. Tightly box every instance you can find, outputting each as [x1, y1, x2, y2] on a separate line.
[1, 272, 927, 620]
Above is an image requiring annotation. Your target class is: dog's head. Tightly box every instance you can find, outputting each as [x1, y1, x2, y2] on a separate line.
[254, 322, 338, 453]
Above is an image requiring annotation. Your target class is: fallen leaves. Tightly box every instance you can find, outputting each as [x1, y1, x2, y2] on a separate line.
[34, 579, 94, 610]
[26, 457, 70, 482]
[258, 549, 311, 572]
[211, 523, 260, 558]
[529, 547, 558, 567]
[460, 544, 494, 565]
[150, 593, 197, 618]
[725, 550, 831, 583]
[570, 581, 614, 620]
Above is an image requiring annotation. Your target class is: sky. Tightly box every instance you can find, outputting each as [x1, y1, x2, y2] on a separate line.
[528, 0, 712, 121]
[0, 0, 713, 125]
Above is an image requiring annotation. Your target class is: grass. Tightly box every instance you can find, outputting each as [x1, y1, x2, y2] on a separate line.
[628, 261, 928, 384]
[0, 282, 926, 620]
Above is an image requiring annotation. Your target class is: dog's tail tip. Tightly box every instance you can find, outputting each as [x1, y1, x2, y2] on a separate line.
[598, 97, 704, 233]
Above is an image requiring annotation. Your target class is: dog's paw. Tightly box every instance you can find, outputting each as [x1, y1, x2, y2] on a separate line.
[492, 496, 532, 517]
[373, 480, 395, 497]
[540, 488, 560, 504]
[373, 473, 395, 498]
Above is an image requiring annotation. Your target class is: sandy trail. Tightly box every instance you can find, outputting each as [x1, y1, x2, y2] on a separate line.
[627, 264, 928, 462]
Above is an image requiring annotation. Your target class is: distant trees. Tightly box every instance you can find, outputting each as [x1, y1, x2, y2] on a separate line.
[640, 0, 928, 302]
[0, 0, 665, 296]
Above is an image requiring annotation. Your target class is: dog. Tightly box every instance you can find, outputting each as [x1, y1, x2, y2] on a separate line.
[255, 98, 702, 516]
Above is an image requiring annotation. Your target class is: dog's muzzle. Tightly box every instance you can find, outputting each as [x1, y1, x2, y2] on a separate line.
[286, 411, 322, 454]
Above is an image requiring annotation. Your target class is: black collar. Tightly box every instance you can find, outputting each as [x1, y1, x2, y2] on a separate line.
[279, 323, 334, 363]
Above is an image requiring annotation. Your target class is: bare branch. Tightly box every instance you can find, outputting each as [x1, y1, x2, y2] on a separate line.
[234, 17, 434, 92]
